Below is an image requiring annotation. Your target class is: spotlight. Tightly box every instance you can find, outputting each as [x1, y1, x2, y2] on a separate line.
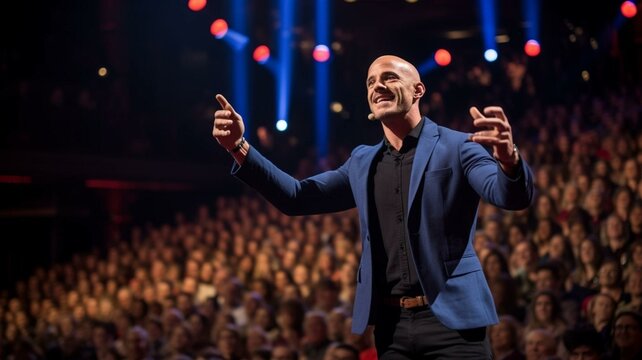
[253, 45, 270, 64]
[621, 1, 638, 18]
[187, 0, 207, 12]
[210, 19, 228, 39]
[524, 39, 541, 57]
[434, 49, 451, 66]
[276, 120, 288, 131]
[312, 44, 331, 62]
[484, 49, 498, 62]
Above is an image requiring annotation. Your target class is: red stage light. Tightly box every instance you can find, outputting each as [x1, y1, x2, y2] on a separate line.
[312, 45, 331, 62]
[253, 45, 270, 63]
[621, 1, 638, 18]
[210, 19, 228, 39]
[524, 39, 541, 57]
[188, 0, 206, 12]
[434, 49, 451, 66]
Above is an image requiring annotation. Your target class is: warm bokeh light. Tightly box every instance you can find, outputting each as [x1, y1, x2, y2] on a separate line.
[330, 102, 343, 113]
[98, 67, 108, 77]
[621, 1, 638, 18]
[434, 49, 452, 66]
[524, 39, 541, 57]
[312, 45, 331, 62]
[210, 19, 228, 39]
[253, 45, 270, 63]
[187, 0, 207, 12]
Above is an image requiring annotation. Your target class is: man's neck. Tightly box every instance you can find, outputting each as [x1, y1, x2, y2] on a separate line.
[381, 114, 422, 151]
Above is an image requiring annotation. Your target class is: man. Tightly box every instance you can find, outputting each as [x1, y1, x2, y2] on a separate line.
[213, 55, 534, 358]
[524, 328, 557, 360]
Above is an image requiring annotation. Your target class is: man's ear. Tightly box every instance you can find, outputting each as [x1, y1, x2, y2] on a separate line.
[414, 82, 426, 99]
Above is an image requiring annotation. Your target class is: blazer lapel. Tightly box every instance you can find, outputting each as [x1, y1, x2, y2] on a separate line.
[408, 118, 439, 215]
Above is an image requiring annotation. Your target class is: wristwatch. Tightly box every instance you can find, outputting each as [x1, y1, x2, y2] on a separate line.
[511, 144, 520, 165]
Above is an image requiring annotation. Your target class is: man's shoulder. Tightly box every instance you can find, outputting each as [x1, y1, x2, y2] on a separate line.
[350, 142, 381, 157]
[421, 117, 469, 141]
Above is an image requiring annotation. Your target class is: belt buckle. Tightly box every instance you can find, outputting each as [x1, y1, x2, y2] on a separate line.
[399, 296, 412, 308]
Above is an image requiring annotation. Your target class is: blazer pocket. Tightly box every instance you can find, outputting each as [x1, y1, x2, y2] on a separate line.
[443, 254, 481, 278]
[426, 167, 452, 178]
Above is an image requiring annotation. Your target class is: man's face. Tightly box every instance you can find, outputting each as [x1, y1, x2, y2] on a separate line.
[366, 56, 423, 122]
[525, 331, 555, 360]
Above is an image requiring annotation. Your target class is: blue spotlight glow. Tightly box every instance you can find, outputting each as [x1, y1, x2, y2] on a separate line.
[221, 30, 249, 52]
[231, 0, 249, 140]
[417, 58, 437, 75]
[276, 120, 288, 131]
[522, 0, 540, 42]
[315, 0, 331, 158]
[484, 49, 498, 62]
[478, 0, 498, 61]
[276, 0, 295, 131]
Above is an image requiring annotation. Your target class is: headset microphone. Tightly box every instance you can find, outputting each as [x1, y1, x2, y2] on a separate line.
[367, 113, 376, 121]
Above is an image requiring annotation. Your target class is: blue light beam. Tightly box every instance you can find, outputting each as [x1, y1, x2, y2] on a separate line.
[276, 0, 295, 130]
[315, 0, 331, 158]
[478, 0, 498, 61]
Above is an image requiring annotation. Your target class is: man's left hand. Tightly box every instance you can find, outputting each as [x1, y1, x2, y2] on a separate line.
[469, 106, 519, 174]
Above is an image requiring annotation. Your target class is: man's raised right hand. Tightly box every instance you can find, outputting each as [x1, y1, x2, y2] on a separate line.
[213, 94, 245, 151]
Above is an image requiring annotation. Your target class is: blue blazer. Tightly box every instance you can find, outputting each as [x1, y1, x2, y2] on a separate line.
[232, 117, 534, 334]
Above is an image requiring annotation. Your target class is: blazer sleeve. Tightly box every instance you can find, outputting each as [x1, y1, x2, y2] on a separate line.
[231, 146, 356, 216]
[460, 139, 534, 210]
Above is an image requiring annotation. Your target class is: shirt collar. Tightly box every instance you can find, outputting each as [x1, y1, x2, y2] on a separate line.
[382, 117, 425, 153]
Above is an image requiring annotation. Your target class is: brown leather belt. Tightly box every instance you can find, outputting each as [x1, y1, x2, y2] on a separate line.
[383, 295, 429, 309]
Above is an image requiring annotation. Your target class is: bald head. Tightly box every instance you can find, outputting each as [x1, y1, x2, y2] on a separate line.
[368, 55, 421, 83]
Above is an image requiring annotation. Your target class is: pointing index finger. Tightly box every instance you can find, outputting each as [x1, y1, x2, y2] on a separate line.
[215, 94, 236, 114]
[469, 106, 484, 120]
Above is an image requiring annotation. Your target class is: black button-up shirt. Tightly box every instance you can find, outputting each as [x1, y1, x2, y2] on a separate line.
[369, 118, 425, 296]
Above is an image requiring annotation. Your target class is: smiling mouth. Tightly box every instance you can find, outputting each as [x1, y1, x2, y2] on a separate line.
[374, 96, 394, 104]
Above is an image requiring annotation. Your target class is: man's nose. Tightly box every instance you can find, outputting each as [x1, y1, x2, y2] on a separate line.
[373, 80, 386, 90]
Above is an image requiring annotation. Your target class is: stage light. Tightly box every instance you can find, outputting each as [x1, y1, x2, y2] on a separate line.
[276, 120, 288, 131]
[187, 0, 206, 12]
[313, 45, 331, 62]
[330, 102, 343, 113]
[434, 49, 451, 66]
[484, 49, 498, 62]
[98, 67, 108, 77]
[210, 19, 228, 39]
[622, 1, 638, 18]
[524, 39, 541, 57]
[253, 45, 270, 64]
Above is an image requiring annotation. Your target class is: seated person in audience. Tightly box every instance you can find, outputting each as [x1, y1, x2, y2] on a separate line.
[524, 328, 558, 360]
[489, 315, 525, 360]
[611, 310, 642, 360]
[561, 326, 606, 360]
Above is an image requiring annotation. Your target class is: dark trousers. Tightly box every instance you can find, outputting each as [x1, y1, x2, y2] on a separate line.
[374, 306, 492, 359]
